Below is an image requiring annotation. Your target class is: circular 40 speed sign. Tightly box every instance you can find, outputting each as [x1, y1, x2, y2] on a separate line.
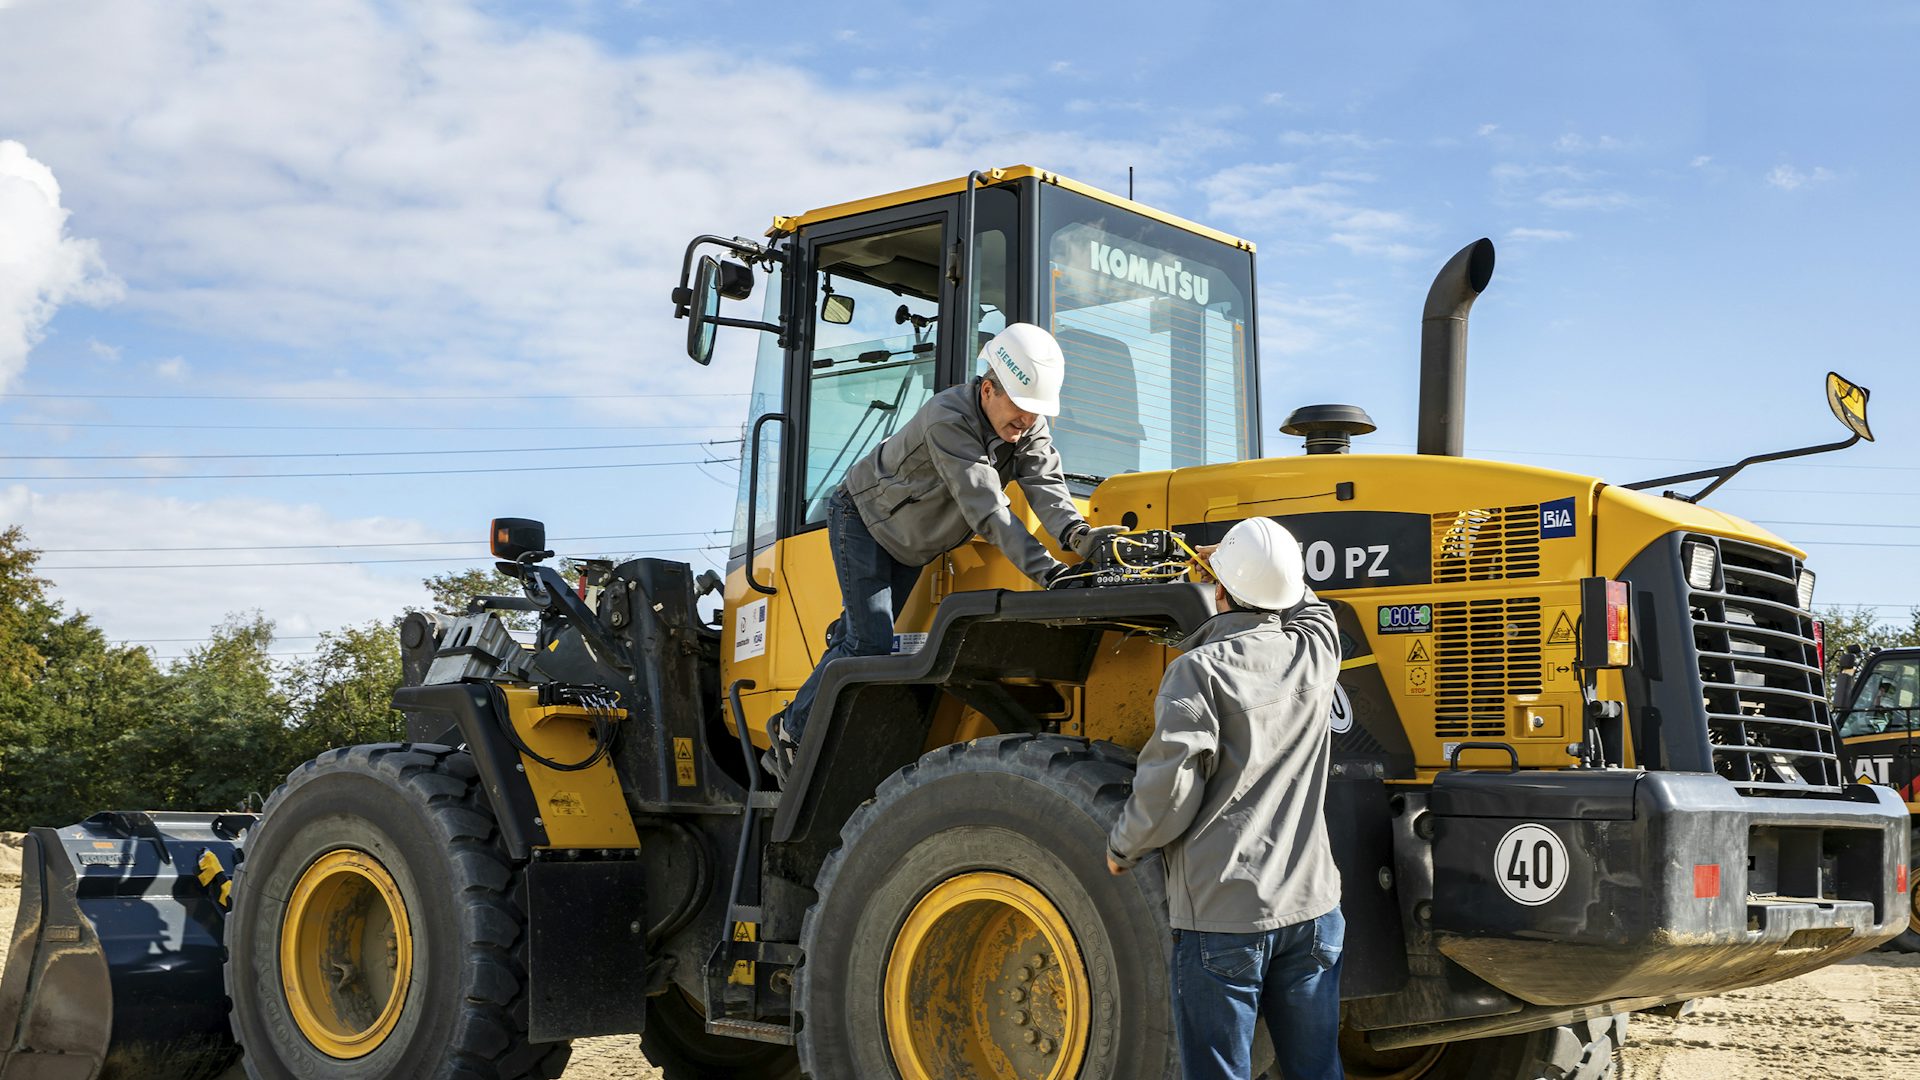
[1494, 824, 1569, 906]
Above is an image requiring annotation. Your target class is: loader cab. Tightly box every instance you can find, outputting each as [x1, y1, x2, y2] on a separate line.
[676, 166, 1260, 744]
[1836, 648, 1920, 812]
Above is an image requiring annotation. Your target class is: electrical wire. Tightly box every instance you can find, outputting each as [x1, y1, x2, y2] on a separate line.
[38, 545, 725, 570]
[0, 439, 742, 461]
[2, 459, 722, 481]
[40, 530, 723, 554]
[0, 420, 740, 432]
[2, 391, 750, 401]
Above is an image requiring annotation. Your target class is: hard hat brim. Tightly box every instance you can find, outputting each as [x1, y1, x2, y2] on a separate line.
[1004, 386, 1060, 417]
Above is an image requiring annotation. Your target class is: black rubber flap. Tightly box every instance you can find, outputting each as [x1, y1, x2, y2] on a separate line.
[526, 857, 650, 1042]
[1429, 769, 1641, 821]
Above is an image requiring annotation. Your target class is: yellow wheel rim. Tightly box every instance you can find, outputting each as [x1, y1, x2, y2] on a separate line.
[279, 849, 414, 1059]
[1338, 1025, 1447, 1080]
[885, 872, 1090, 1080]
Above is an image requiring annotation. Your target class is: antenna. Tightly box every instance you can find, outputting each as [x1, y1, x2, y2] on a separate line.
[1128, 166, 1134, 200]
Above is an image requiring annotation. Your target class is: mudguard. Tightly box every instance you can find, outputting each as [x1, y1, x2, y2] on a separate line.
[0, 812, 252, 1080]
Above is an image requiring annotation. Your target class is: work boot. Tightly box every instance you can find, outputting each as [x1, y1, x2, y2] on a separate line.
[761, 711, 798, 786]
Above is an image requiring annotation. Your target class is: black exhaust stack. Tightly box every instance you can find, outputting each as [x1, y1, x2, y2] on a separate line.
[1417, 238, 1496, 456]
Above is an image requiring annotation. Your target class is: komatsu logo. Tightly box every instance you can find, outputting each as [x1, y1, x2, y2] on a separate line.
[1088, 241, 1211, 304]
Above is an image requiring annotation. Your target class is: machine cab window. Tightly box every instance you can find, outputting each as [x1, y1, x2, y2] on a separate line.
[1839, 655, 1920, 736]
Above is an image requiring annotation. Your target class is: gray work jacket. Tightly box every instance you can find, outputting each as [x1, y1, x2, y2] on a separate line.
[842, 377, 1084, 585]
[1107, 594, 1343, 933]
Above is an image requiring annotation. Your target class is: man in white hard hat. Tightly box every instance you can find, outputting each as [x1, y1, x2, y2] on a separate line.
[1106, 516, 1345, 1080]
[766, 323, 1123, 779]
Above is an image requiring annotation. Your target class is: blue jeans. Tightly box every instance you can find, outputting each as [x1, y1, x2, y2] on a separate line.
[782, 488, 922, 742]
[1172, 907, 1345, 1080]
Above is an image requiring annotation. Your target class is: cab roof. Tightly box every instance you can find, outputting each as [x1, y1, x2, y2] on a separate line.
[768, 165, 1255, 252]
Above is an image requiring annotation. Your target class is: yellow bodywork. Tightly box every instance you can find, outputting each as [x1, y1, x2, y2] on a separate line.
[499, 686, 641, 849]
[723, 450, 1805, 777]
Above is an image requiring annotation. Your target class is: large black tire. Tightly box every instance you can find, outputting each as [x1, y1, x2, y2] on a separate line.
[796, 734, 1178, 1080]
[225, 744, 572, 1080]
[638, 989, 801, 1079]
[1339, 1013, 1626, 1080]
[1882, 824, 1920, 953]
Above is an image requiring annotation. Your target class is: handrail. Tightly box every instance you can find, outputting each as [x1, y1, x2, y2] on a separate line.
[744, 412, 787, 596]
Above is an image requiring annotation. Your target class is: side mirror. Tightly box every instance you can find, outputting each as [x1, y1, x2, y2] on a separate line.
[1826, 371, 1873, 442]
[822, 291, 855, 325]
[490, 517, 547, 562]
[687, 257, 722, 365]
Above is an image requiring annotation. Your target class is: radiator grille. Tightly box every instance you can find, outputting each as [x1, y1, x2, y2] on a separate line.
[1433, 596, 1544, 738]
[1432, 505, 1542, 583]
[1686, 535, 1841, 794]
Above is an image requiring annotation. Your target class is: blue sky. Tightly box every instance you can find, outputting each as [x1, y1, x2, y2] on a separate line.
[0, 0, 1914, 655]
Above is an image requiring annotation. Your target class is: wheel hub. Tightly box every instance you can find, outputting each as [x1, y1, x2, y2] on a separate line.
[279, 849, 413, 1059]
[885, 871, 1089, 1080]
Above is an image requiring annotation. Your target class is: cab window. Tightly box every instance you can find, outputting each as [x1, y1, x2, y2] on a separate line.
[1840, 657, 1920, 736]
[800, 222, 943, 526]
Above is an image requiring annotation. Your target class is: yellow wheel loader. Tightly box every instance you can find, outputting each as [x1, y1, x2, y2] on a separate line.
[1833, 645, 1920, 952]
[1, 165, 1906, 1080]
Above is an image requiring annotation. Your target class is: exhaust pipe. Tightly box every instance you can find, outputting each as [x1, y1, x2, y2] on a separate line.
[1417, 238, 1496, 456]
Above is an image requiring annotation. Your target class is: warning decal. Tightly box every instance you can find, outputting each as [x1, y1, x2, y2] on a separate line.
[1495, 823, 1569, 906]
[1546, 612, 1576, 648]
[1406, 639, 1431, 663]
[734, 598, 769, 660]
[1405, 664, 1430, 696]
[673, 736, 697, 787]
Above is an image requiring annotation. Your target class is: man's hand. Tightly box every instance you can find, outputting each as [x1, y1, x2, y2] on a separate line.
[1068, 523, 1126, 559]
[1107, 852, 1127, 876]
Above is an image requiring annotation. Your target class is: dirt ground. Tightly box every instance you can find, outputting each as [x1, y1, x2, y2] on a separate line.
[0, 842, 1908, 1079]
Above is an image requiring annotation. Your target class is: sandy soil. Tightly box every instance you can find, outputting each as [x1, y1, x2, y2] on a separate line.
[0, 853, 1904, 1079]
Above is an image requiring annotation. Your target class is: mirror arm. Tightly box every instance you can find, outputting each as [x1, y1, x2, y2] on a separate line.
[1623, 434, 1860, 503]
[709, 314, 783, 334]
[674, 234, 779, 317]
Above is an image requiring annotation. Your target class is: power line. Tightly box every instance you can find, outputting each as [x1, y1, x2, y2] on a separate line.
[39, 546, 726, 570]
[0, 439, 741, 462]
[3, 458, 727, 481]
[41, 530, 723, 554]
[0, 420, 740, 432]
[3, 391, 749, 401]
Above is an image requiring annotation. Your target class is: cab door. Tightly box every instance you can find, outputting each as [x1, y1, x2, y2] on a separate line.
[723, 201, 960, 747]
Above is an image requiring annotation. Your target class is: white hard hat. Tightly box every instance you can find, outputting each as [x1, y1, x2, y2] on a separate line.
[981, 323, 1065, 416]
[1210, 518, 1305, 611]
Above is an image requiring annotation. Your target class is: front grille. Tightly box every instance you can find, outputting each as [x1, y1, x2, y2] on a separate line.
[1433, 596, 1543, 739]
[1432, 505, 1542, 583]
[1686, 535, 1841, 794]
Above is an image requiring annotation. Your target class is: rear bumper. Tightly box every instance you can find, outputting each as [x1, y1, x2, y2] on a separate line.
[1430, 771, 1908, 1006]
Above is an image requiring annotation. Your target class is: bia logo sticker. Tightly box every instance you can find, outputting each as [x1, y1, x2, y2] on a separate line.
[1494, 824, 1569, 906]
[1329, 683, 1353, 734]
[1540, 497, 1577, 540]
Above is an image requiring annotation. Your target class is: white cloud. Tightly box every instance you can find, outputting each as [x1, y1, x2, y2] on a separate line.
[1492, 162, 1634, 212]
[1690, 155, 1713, 168]
[1505, 227, 1575, 243]
[1767, 164, 1834, 191]
[1554, 132, 1626, 154]
[1278, 130, 1387, 151]
[86, 338, 120, 361]
[1, 484, 444, 645]
[1475, 123, 1499, 137]
[1200, 163, 1424, 261]
[153, 356, 187, 379]
[0, 0, 1187, 411]
[0, 140, 121, 392]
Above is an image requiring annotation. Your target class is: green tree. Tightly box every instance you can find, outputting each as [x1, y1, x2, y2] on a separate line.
[0, 527, 165, 828]
[109, 613, 292, 811]
[1820, 605, 1920, 685]
[421, 566, 532, 629]
[285, 622, 405, 763]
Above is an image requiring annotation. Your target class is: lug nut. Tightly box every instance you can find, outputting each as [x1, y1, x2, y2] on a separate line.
[1038, 1037, 1055, 1055]
[1011, 1010, 1027, 1025]
[1016, 967, 1032, 983]
[1009, 988, 1026, 1003]
[1023, 1030, 1038, 1045]
[1031, 953, 1047, 968]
